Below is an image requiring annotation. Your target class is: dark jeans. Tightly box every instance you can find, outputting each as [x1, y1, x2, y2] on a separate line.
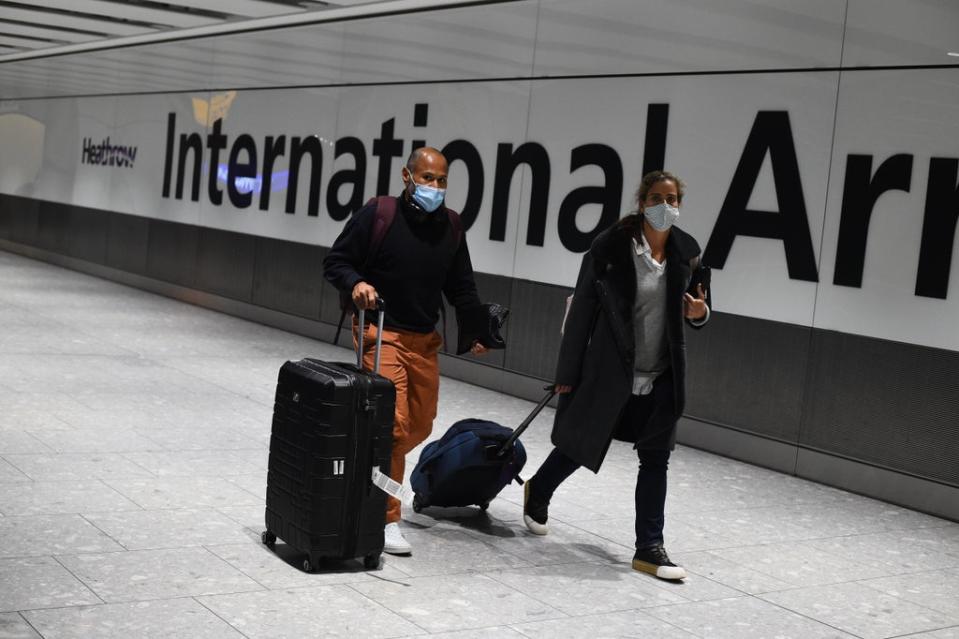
[529, 392, 672, 549]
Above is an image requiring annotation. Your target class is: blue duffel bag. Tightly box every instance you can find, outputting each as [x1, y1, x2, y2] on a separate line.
[409, 389, 555, 513]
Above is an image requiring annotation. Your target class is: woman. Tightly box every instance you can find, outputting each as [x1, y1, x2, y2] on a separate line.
[524, 170, 710, 581]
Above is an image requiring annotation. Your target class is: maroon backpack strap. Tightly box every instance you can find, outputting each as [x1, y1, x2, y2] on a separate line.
[445, 207, 464, 248]
[334, 196, 397, 346]
[368, 195, 397, 259]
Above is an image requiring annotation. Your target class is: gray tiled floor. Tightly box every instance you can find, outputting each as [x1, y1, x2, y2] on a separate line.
[2, 249, 959, 639]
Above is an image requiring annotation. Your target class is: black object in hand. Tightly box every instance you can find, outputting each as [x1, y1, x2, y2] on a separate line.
[456, 303, 510, 355]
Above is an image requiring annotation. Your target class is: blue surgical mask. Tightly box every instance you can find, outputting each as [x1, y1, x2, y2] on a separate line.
[406, 173, 446, 212]
[644, 202, 680, 231]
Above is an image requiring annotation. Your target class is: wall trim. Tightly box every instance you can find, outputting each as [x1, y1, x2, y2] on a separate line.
[677, 416, 959, 523]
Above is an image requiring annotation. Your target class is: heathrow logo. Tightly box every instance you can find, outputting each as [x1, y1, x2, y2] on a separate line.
[81, 137, 138, 168]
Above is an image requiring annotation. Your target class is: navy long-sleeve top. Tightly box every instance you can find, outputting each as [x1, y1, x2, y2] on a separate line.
[323, 193, 481, 334]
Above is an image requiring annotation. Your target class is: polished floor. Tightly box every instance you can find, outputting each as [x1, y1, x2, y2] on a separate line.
[1, 248, 958, 639]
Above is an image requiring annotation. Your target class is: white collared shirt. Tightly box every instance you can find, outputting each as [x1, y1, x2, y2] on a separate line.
[629, 235, 709, 395]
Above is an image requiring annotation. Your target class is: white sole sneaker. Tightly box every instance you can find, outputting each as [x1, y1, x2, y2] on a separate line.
[631, 558, 687, 580]
[523, 482, 549, 536]
[383, 522, 412, 555]
[523, 514, 549, 536]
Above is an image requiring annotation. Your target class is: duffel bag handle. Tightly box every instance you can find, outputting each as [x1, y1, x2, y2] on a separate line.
[497, 385, 557, 456]
[357, 297, 386, 374]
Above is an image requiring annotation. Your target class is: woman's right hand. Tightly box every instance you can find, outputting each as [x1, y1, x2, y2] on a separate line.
[554, 384, 573, 394]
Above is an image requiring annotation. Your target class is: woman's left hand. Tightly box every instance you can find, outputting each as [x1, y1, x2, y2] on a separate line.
[683, 284, 708, 320]
[470, 341, 489, 355]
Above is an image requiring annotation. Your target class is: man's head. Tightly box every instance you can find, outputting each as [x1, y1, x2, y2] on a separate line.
[402, 147, 448, 212]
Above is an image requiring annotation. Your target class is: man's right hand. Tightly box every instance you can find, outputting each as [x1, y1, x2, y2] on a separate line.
[352, 281, 378, 310]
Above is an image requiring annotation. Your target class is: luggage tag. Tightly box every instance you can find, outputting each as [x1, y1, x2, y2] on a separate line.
[371, 468, 414, 505]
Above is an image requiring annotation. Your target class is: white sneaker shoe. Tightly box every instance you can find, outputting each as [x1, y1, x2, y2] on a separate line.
[383, 522, 412, 556]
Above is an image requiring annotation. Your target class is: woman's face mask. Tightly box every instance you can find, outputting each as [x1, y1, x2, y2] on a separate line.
[644, 202, 680, 231]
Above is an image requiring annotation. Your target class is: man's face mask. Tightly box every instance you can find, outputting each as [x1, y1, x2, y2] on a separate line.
[406, 170, 446, 212]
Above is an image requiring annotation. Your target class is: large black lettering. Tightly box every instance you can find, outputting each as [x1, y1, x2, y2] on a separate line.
[372, 118, 404, 196]
[557, 144, 623, 253]
[833, 154, 913, 287]
[259, 135, 286, 211]
[286, 136, 323, 216]
[175, 132, 203, 202]
[411, 102, 428, 155]
[227, 133, 257, 209]
[206, 119, 227, 206]
[441, 140, 484, 231]
[915, 157, 959, 299]
[490, 142, 550, 244]
[642, 103, 670, 176]
[326, 137, 367, 221]
[161, 113, 175, 197]
[703, 111, 818, 282]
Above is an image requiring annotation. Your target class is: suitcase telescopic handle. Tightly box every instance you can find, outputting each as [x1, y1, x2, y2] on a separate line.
[497, 385, 557, 456]
[357, 298, 386, 374]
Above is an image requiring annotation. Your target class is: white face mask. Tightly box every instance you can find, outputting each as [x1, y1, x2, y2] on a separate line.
[644, 202, 680, 231]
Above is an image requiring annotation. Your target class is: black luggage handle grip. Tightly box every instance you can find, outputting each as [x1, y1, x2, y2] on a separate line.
[497, 385, 557, 456]
[357, 298, 385, 374]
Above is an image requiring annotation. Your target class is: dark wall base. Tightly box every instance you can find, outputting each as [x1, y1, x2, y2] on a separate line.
[678, 416, 959, 522]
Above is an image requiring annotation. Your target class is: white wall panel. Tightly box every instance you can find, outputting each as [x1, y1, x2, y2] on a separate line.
[89, 43, 217, 93]
[109, 93, 205, 227]
[333, 80, 533, 277]
[842, 0, 959, 67]
[206, 23, 345, 89]
[815, 69, 959, 351]
[338, 1, 538, 83]
[0, 108, 46, 195]
[6, 97, 118, 209]
[196, 87, 340, 242]
[533, 0, 845, 77]
[518, 71, 837, 325]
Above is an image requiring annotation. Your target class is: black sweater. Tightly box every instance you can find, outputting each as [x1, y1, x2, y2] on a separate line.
[323, 193, 482, 333]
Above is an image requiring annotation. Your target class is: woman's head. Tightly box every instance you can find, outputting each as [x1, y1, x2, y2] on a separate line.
[635, 170, 684, 213]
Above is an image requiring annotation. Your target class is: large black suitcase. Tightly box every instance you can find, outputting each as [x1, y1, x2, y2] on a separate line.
[262, 304, 394, 572]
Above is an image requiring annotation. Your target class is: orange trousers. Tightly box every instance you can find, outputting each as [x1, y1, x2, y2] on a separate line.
[355, 321, 442, 524]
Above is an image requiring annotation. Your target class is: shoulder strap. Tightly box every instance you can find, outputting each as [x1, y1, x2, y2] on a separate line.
[446, 208, 464, 247]
[368, 195, 398, 259]
[334, 196, 398, 346]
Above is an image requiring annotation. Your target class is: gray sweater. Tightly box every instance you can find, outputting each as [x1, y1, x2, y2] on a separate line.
[630, 237, 669, 395]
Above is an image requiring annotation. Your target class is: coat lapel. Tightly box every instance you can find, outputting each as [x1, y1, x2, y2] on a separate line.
[664, 248, 688, 344]
[591, 225, 636, 371]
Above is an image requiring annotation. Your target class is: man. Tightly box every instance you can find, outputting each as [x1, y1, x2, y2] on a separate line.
[323, 147, 487, 555]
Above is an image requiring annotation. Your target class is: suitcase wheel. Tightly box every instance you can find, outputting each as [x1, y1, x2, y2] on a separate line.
[302, 558, 314, 573]
[412, 494, 426, 513]
[364, 553, 381, 570]
[261, 531, 276, 548]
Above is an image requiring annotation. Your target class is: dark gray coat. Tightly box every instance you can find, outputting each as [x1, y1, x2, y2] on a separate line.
[551, 218, 710, 472]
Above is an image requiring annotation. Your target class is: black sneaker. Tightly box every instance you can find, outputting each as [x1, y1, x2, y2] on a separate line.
[523, 480, 549, 535]
[632, 544, 687, 580]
